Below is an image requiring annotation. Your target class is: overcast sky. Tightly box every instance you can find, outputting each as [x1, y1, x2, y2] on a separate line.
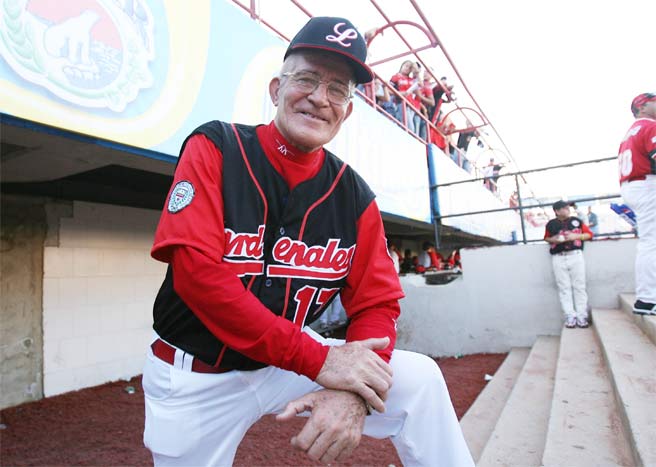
[415, 0, 656, 198]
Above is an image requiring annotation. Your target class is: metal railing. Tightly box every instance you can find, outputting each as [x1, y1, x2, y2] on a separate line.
[429, 156, 634, 246]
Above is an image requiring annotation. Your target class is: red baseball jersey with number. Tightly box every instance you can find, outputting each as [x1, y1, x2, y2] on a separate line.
[618, 118, 656, 183]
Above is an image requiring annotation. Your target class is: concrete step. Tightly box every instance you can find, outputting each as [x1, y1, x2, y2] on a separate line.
[593, 308, 656, 466]
[460, 347, 530, 463]
[619, 293, 656, 347]
[477, 336, 559, 467]
[541, 327, 633, 466]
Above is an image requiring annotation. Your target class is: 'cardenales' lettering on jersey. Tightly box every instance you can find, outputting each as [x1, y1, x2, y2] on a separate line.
[223, 225, 265, 276]
[268, 237, 355, 281]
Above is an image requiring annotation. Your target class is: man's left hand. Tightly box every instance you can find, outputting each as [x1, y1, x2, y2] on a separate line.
[276, 389, 367, 463]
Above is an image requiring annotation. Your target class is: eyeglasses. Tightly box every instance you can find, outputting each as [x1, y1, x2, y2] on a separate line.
[281, 71, 353, 105]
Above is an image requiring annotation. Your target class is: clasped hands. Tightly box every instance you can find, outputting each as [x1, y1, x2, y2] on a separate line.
[276, 337, 393, 463]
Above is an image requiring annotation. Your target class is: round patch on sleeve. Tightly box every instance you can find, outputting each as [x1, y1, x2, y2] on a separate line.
[167, 181, 195, 213]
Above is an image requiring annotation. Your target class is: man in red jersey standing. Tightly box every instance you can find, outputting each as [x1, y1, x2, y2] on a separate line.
[618, 93, 656, 315]
[142, 16, 473, 467]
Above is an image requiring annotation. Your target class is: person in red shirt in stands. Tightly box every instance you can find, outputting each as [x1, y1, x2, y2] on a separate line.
[390, 60, 419, 133]
[416, 241, 444, 273]
[447, 249, 462, 270]
[415, 71, 436, 141]
[430, 76, 455, 123]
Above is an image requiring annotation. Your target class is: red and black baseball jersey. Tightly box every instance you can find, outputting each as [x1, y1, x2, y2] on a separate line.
[618, 118, 656, 183]
[544, 217, 593, 255]
[151, 121, 403, 376]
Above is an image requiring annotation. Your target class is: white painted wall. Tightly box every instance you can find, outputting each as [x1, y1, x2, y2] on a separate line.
[39, 199, 638, 395]
[396, 238, 637, 357]
[42, 201, 166, 397]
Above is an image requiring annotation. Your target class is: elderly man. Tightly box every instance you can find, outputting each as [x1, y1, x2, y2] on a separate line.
[142, 16, 473, 466]
[618, 92, 656, 315]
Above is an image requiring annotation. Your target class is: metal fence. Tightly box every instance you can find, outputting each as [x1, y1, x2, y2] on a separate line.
[429, 156, 636, 246]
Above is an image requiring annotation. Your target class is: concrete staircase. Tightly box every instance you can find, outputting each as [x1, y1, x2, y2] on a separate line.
[460, 295, 656, 466]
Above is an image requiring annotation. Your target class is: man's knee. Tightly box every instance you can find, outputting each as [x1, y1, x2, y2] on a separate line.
[391, 350, 447, 397]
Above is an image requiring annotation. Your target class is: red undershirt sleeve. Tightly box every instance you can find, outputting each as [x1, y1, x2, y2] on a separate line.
[170, 246, 329, 379]
[341, 201, 404, 363]
[581, 223, 593, 238]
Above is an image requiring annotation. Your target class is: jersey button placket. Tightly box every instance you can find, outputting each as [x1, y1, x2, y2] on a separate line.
[279, 226, 285, 235]
[265, 279, 272, 287]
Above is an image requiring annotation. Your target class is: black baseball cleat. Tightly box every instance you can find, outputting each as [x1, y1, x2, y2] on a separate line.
[633, 300, 656, 316]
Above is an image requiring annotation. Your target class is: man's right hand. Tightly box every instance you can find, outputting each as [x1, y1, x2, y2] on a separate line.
[314, 337, 393, 413]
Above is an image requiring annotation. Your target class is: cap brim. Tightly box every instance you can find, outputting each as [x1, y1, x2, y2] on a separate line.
[286, 44, 374, 84]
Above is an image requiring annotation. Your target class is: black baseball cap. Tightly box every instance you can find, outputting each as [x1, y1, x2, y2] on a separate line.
[284, 16, 374, 84]
[552, 200, 570, 211]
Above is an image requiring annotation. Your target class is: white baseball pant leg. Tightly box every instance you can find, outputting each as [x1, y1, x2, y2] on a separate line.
[143, 330, 474, 467]
[621, 175, 656, 304]
[551, 251, 588, 319]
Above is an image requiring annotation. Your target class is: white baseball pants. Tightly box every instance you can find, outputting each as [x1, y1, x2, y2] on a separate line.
[621, 175, 656, 304]
[551, 250, 588, 320]
[142, 329, 474, 467]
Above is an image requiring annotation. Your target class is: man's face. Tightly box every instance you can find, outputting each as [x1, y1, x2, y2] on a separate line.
[641, 100, 656, 119]
[555, 206, 571, 219]
[269, 51, 354, 153]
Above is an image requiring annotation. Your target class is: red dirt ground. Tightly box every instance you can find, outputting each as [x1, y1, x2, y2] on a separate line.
[0, 353, 506, 466]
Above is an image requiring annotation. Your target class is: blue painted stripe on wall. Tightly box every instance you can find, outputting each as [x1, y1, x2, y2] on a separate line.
[1, 113, 177, 165]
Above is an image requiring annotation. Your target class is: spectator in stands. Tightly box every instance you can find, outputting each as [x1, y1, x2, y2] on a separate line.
[430, 114, 455, 154]
[491, 159, 505, 193]
[363, 27, 382, 65]
[587, 206, 599, 236]
[420, 72, 436, 122]
[447, 249, 462, 271]
[544, 200, 594, 328]
[372, 78, 396, 116]
[431, 76, 455, 123]
[415, 72, 436, 141]
[456, 130, 476, 153]
[388, 241, 402, 274]
[509, 191, 520, 210]
[390, 60, 419, 133]
[400, 248, 415, 274]
[356, 77, 397, 119]
[456, 119, 478, 154]
[416, 241, 444, 273]
[461, 157, 473, 173]
[482, 158, 495, 191]
[453, 124, 478, 168]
